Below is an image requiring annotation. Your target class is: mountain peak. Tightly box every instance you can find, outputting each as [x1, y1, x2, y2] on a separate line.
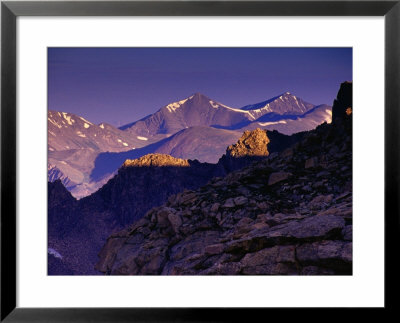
[190, 92, 211, 101]
[240, 92, 315, 116]
[191, 92, 204, 97]
[276, 92, 297, 100]
[163, 92, 216, 113]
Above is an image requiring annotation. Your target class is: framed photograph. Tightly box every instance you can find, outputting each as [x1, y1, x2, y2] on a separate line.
[1, 0, 398, 321]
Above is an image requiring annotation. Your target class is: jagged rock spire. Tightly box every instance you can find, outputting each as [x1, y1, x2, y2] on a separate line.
[226, 128, 270, 158]
[332, 81, 352, 124]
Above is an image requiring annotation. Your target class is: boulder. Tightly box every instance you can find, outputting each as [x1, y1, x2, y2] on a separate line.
[268, 172, 292, 185]
[210, 202, 220, 212]
[205, 243, 225, 255]
[156, 207, 175, 226]
[305, 157, 318, 169]
[296, 240, 352, 266]
[234, 196, 248, 206]
[168, 212, 183, 233]
[223, 198, 236, 208]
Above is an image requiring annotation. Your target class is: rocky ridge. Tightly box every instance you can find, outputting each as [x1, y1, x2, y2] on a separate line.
[48, 126, 301, 274]
[123, 154, 191, 168]
[95, 83, 353, 275]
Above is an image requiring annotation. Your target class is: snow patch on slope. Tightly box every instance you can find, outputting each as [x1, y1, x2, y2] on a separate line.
[325, 109, 333, 123]
[62, 112, 75, 125]
[208, 100, 256, 120]
[48, 118, 62, 129]
[258, 120, 288, 126]
[80, 116, 93, 125]
[166, 96, 192, 113]
[48, 248, 63, 259]
[247, 104, 273, 115]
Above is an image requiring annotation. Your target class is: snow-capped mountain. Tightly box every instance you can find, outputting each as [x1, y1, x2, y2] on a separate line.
[241, 91, 315, 117]
[120, 92, 331, 137]
[237, 104, 332, 135]
[120, 93, 255, 137]
[48, 111, 157, 198]
[48, 110, 151, 152]
[48, 92, 332, 198]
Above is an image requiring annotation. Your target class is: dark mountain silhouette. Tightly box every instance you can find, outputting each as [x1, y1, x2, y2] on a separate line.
[48, 180, 79, 238]
[82, 154, 225, 227]
[332, 81, 352, 124]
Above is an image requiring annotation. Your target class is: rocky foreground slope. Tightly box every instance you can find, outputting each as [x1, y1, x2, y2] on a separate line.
[48, 127, 298, 274]
[96, 82, 352, 275]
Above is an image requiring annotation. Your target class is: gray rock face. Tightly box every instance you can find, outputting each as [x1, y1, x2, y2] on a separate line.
[268, 172, 292, 186]
[296, 240, 352, 272]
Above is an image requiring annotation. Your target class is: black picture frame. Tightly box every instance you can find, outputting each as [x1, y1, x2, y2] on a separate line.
[1, 0, 399, 321]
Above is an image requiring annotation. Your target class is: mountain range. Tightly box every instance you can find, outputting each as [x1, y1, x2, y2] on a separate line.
[48, 82, 352, 275]
[120, 92, 331, 137]
[48, 92, 332, 198]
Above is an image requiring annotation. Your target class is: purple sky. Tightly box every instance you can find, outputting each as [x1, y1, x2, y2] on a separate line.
[48, 48, 352, 127]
